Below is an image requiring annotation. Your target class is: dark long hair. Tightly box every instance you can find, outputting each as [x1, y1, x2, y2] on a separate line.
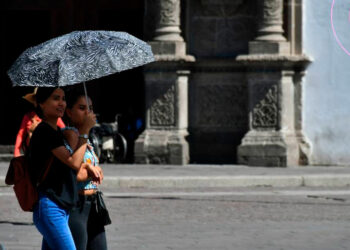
[34, 87, 60, 119]
[63, 87, 91, 125]
[65, 87, 87, 109]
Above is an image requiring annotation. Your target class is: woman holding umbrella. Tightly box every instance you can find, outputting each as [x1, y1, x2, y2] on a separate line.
[7, 30, 154, 250]
[28, 87, 101, 250]
[63, 88, 108, 250]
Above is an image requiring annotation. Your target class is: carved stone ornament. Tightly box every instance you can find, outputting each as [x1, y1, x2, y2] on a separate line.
[260, 0, 283, 24]
[252, 84, 278, 128]
[150, 85, 176, 126]
[158, 0, 180, 25]
[255, 0, 286, 42]
[147, 0, 183, 41]
[146, 0, 180, 26]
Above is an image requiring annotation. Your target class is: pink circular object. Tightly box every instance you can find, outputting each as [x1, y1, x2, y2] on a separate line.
[331, 0, 350, 56]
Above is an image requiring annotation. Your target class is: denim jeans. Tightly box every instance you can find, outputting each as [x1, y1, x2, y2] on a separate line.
[33, 194, 76, 250]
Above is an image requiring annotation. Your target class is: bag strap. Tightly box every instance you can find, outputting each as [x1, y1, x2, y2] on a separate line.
[37, 156, 54, 185]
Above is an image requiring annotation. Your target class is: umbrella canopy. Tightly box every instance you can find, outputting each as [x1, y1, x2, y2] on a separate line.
[8, 30, 155, 87]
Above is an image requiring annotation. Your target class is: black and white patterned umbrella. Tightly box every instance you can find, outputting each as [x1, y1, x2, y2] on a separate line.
[7, 30, 154, 87]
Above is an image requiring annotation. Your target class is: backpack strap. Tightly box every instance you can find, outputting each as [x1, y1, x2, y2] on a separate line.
[36, 156, 54, 186]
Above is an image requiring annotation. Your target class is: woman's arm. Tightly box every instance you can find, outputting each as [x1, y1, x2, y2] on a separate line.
[76, 163, 102, 183]
[77, 165, 88, 181]
[51, 139, 89, 171]
[62, 129, 89, 179]
[63, 129, 79, 152]
[53, 112, 96, 171]
[14, 115, 30, 157]
[63, 130, 102, 182]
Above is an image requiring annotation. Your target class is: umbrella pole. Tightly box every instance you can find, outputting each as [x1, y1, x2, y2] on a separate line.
[83, 82, 91, 112]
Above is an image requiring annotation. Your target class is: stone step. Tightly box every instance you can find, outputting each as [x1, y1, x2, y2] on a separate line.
[0, 145, 14, 162]
[0, 154, 13, 162]
[0, 145, 14, 154]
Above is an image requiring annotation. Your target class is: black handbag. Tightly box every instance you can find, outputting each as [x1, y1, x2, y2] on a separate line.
[93, 191, 112, 226]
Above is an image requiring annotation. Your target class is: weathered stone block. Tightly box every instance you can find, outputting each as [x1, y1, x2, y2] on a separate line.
[249, 41, 290, 55]
[237, 131, 299, 167]
[134, 130, 189, 164]
[149, 41, 186, 56]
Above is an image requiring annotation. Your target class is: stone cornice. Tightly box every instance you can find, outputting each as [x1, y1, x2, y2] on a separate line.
[146, 58, 247, 72]
[145, 55, 312, 72]
[236, 54, 313, 70]
[154, 54, 196, 62]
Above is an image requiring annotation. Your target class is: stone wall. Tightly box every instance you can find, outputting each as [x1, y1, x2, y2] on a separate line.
[303, 0, 350, 165]
[186, 0, 257, 58]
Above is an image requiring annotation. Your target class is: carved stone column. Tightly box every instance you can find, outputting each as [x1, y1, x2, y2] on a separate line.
[135, 0, 194, 164]
[152, 0, 183, 42]
[237, 56, 311, 167]
[249, 0, 290, 54]
[145, 0, 188, 59]
[256, 0, 285, 42]
[294, 71, 312, 165]
[134, 69, 190, 164]
[236, 0, 312, 167]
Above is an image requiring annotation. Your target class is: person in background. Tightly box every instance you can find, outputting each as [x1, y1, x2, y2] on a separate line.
[14, 87, 65, 157]
[63, 88, 107, 250]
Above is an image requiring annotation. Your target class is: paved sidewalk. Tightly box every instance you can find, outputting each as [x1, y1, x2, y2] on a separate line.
[1, 162, 350, 188]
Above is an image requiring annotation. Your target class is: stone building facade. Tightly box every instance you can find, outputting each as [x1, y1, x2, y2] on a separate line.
[135, 0, 311, 166]
[6, 0, 345, 166]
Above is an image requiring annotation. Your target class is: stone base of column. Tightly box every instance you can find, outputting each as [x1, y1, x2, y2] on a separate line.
[134, 129, 189, 165]
[150, 41, 186, 57]
[249, 41, 290, 55]
[153, 26, 184, 42]
[237, 130, 299, 167]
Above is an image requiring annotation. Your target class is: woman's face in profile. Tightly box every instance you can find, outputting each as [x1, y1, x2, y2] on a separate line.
[40, 88, 66, 119]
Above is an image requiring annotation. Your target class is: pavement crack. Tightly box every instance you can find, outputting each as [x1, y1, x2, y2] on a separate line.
[0, 220, 33, 226]
[108, 195, 182, 200]
[107, 195, 350, 205]
[307, 195, 346, 202]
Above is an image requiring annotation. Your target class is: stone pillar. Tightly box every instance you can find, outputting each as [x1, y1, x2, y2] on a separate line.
[249, 0, 290, 54]
[152, 0, 183, 42]
[294, 71, 312, 165]
[237, 0, 312, 167]
[135, 0, 194, 164]
[256, 0, 286, 42]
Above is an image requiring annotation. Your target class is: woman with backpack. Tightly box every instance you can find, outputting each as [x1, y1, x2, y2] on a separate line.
[28, 87, 101, 250]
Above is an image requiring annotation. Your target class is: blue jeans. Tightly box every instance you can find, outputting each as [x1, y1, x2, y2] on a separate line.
[33, 194, 76, 250]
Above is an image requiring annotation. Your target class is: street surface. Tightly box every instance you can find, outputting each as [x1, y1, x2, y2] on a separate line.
[1, 186, 350, 250]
